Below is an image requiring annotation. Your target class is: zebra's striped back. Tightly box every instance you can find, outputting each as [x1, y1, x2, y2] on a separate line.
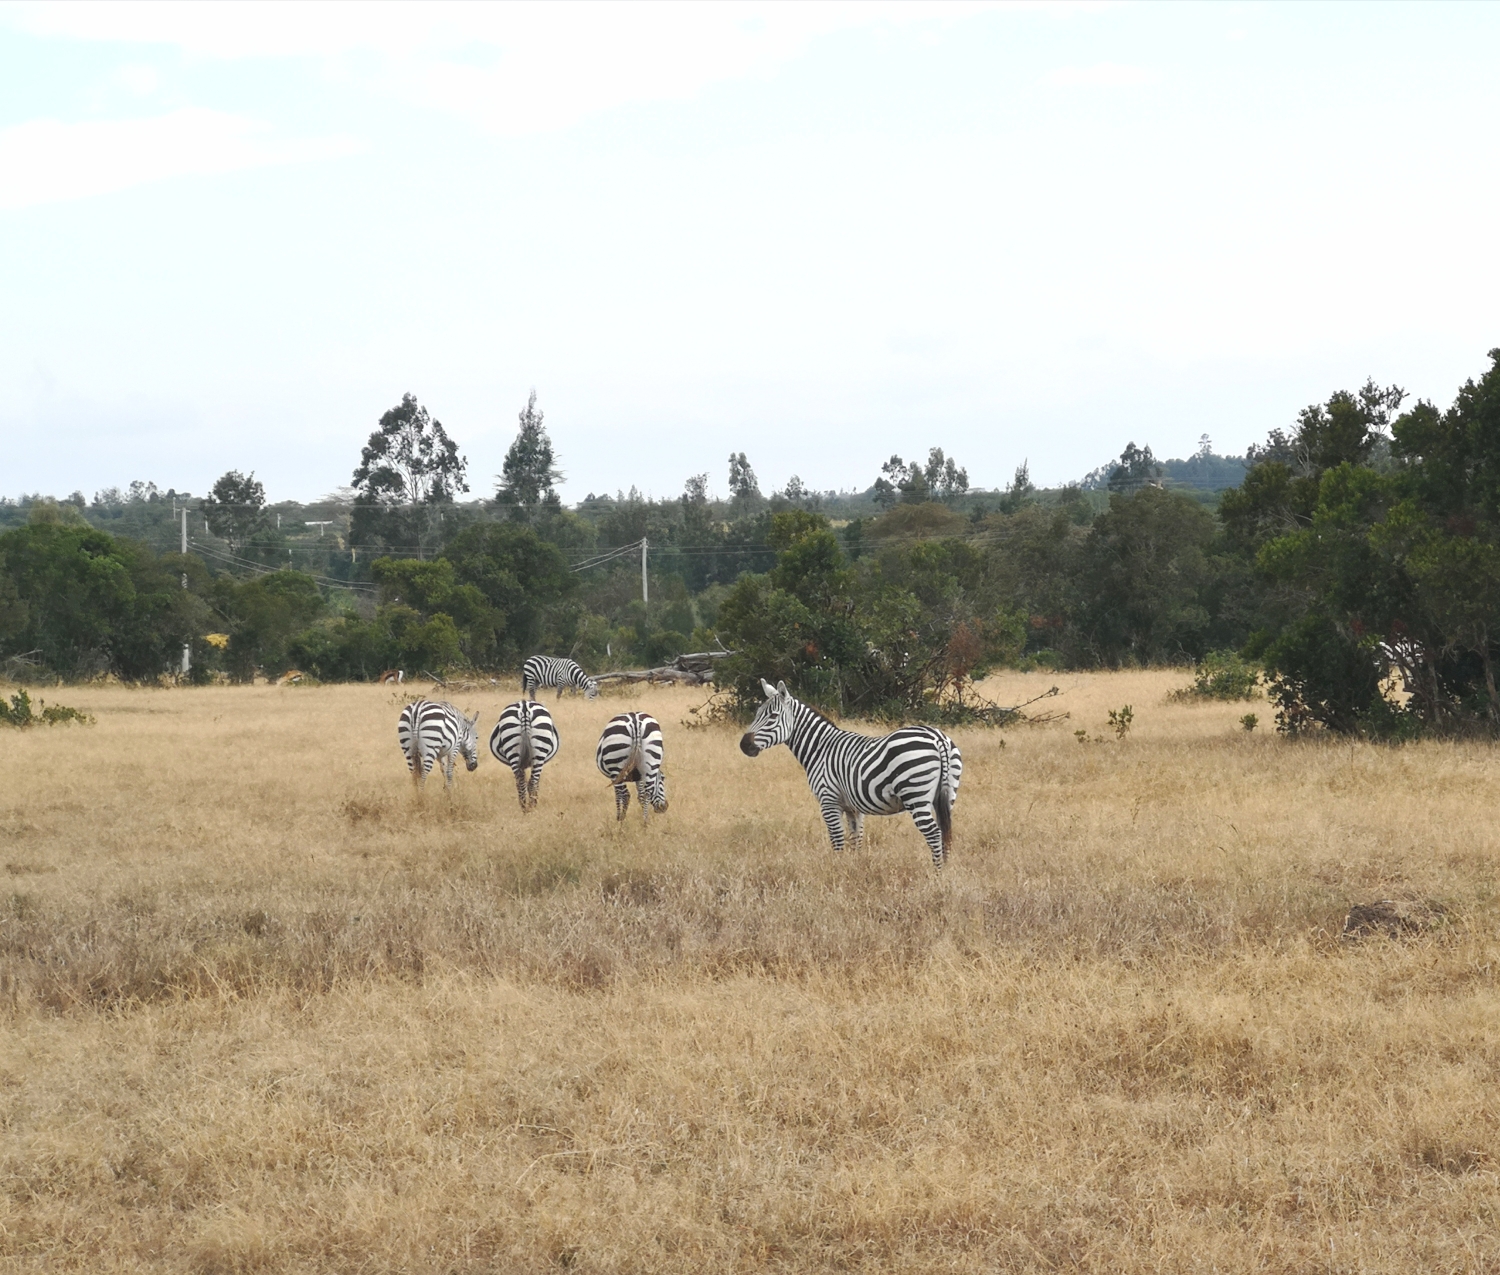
[596, 711, 667, 820]
[521, 655, 599, 701]
[490, 700, 560, 811]
[397, 699, 480, 788]
[740, 678, 961, 866]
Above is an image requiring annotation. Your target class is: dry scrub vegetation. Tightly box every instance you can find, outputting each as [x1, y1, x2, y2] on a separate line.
[2, 671, 1498, 1273]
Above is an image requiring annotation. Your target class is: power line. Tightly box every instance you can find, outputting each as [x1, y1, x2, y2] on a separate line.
[189, 539, 380, 592]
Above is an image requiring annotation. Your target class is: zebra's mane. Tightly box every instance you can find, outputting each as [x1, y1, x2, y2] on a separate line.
[787, 692, 870, 740]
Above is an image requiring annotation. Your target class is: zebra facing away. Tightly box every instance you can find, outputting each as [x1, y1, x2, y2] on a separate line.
[740, 679, 963, 867]
[397, 699, 481, 789]
[521, 655, 599, 702]
[595, 711, 667, 822]
[489, 700, 560, 812]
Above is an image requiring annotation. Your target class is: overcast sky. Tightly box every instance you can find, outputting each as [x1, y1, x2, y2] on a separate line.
[2, 1, 1497, 504]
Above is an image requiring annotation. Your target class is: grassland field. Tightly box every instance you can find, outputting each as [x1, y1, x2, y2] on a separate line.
[2, 669, 1498, 1273]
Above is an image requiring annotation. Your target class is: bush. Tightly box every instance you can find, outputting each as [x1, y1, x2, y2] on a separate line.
[0, 687, 93, 727]
[1174, 650, 1261, 701]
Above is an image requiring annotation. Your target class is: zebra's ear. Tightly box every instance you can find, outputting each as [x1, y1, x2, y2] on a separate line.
[760, 678, 777, 699]
[776, 680, 789, 696]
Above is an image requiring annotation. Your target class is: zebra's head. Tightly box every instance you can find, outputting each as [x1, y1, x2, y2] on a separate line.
[740, 679, 793, 757]
[644, 769, 668, 813]
[459, 709, 481, 771]
[584, 676, 600, 700]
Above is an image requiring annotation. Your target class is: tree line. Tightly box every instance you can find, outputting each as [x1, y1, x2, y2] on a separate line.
[3, 349, 1497, 736]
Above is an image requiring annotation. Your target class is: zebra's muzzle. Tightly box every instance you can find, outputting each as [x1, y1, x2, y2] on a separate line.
[739, 734, 761, 757]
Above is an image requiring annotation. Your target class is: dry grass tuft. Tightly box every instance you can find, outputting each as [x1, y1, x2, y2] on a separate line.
[2, 670, 1499, 1271]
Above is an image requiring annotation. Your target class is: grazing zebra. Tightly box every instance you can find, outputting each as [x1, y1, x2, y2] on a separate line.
[740, 679, 963, 867]
[397, 699, 480, 789]
[521, 655, 600, 701]
[595, 711, 667, 822]
[489, 699, 560, 812]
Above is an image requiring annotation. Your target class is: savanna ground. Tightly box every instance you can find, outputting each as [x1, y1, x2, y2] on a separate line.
[2, 670, 1498, 1273]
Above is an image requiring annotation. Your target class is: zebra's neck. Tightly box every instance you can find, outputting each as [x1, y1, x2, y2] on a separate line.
[784, 700, 858, 771]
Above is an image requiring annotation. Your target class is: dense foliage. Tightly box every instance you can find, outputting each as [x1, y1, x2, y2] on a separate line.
[0, 506, 207, 680]
[1230, 352, 1500, 736]
[5, 356, 1498, 736]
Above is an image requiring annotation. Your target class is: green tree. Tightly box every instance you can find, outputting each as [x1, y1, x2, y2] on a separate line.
[207, 570, 325, 681]
[496, 390, 562, 522]
[996, 461, 1036, 515]
[678, 474, 725, 590]
[351, 394, 469, 554]
[1106, 442, 1163, 495]
[728, 453, 762, 510]
[202, 470, 269, 554]
[371, 557, 503, 668]
[439, 522, 576, 662]
[1075, 486, 1218, 665]
[872, 448, 968, 507]
[0, 510, 208, 680]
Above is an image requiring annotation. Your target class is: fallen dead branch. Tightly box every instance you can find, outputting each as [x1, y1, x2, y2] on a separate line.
[596, 650, 735, 688]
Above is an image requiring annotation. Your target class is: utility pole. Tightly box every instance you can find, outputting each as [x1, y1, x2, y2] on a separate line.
[180, 508, 191, 676]
[641, 537, 648, 606]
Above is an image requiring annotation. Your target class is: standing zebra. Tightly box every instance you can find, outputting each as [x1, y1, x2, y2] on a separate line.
[521, 655, 599, 701]
[397, 699, 481, 789]
[595, 711, 667, 822]
[740, 679, 963, 867]
[489, 699, 560, 812]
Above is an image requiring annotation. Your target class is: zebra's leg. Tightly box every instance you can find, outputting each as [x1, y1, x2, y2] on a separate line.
[819, 799, 847, 851]
[909, 806, 946, 868]
[637, 781, 649, 824]
[848, 811, 866, 851]
[613, 783, 630, 821]
[513, 765, 529, 812]
[442, 750, 456, 789]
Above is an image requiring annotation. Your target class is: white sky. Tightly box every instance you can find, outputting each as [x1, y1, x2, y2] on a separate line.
[2, 1, 1497, 503]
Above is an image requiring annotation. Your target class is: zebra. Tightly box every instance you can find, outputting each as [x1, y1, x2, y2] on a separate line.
[595, 711, 667, 822]
[489, 699, 560, 812]
[397, 699, 480, 789]
[739, 678, 963, 867]
[521, 655, 600, 701]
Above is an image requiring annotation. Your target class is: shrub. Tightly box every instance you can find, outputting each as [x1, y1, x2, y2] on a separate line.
[0, 687, 93, 727]
[1175, 650, 1261, 701]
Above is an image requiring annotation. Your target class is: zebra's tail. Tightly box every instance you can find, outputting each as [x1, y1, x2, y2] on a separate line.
[934, 737, 954, 862]
[406, 732, 424, 785]
[517, 706, 534, 773]
[611, 735, 643, 785]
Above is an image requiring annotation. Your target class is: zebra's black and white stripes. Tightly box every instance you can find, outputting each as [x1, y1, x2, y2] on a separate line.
[397, 699, 481, 788]
[739, 679, 962, 866]
[595, 711, 667, 822]
[522, 656, 599, 701]
[489, 700, 560, 811]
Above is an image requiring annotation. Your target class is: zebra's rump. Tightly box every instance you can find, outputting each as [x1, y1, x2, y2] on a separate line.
[595, 712, 665, 780]
[397, 700, 458, 754]
[596, 710, 667, 814]
[490, 700, 559, 770]
[397, 699, 478, 771]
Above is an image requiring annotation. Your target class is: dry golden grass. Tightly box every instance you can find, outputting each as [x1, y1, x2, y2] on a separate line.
[2, 670, 1499, 1273]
